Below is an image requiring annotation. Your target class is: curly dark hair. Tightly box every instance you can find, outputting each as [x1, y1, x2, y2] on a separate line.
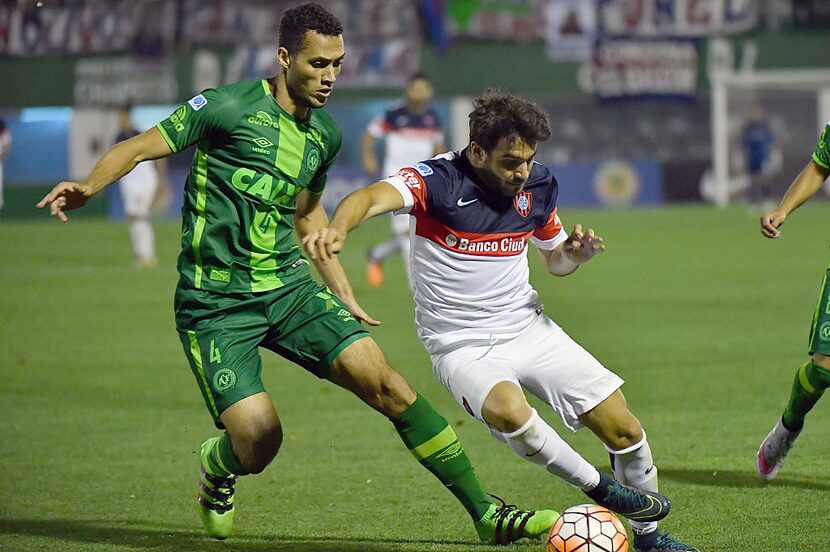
[279, 3, 343, 55]
[469, 90, 551, 151]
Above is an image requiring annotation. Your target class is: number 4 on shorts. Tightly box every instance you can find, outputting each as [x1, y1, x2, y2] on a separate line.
[210, 339, 222, 364]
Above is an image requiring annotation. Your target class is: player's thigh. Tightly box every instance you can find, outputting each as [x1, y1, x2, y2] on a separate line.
[577, 389, 643, 450]
[175, 286, 269, 429]
[431, 344, 518, 424]
[328, 336, 416, 417]
[513, 315, 623, 432]
[260, 279, 368, 380]
[808, 269, 830, 358]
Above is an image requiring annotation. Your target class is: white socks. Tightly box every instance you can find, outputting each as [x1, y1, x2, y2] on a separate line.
[129, 219, 156, 264]
[500, 409, 600, 490]
[608, 432, 658, 535]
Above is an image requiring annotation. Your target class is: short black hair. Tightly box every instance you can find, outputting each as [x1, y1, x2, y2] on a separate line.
[278, 3, 343, 55]
[469, 90, 550, 152]
[409, 72, 430, 84]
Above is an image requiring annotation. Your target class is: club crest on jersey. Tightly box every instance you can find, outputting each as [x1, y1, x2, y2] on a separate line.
[514, 191, 532, 217]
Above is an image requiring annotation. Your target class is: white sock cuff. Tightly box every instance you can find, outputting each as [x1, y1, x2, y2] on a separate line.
[502, 408, 538, 439]
[605, 430, 647, 455]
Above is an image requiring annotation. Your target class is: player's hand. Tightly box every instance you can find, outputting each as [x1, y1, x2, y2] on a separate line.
[36, 181, 93, 222]
[562, 224, 605, 263]
[760, 210, 786, 238]
[302, 227, 345, 263]
[339, 295, 381, 327]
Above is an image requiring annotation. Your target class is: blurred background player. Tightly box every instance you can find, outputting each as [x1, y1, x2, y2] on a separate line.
[757, 120, 830, 481]
[0, 119, 11, 217]
[742, 107, 777, 210]
[114, 105, 169, 268]
[362, 72, 444, 288]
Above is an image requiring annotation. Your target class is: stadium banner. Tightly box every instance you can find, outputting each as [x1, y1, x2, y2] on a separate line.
[442, 0, 543, 40]
[551, 159, 663, 207]
[544, 0, 597, 62]
[74, 57, 179, 107]
[0, 1, 175, 56]
[592, 37, 699, 100]
[597, 0, 758, 37]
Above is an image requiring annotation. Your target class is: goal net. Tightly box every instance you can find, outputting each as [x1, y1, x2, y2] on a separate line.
[708, 68, 830, 207]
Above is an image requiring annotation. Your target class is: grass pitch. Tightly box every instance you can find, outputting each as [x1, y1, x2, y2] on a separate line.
[3, 204, 830, 551]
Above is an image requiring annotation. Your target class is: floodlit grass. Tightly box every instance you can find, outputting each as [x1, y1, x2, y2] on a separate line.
[3, 204, 830, 551]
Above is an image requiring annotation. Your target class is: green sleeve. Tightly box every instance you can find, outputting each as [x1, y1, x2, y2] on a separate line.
[308, 127, 342, 195]
[812, 123, 830, 169]
[156, 88, 230, 153]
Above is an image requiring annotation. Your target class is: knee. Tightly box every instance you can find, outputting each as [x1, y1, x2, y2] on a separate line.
[603, 419, 644, 452]
[483, 392, 532, 434]
[812, 353, 830, 371]
[235, 423, 283, 474]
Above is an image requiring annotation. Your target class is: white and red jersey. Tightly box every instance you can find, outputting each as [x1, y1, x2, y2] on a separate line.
[383, 150, 568, 354]
[367, 105, 444, 177]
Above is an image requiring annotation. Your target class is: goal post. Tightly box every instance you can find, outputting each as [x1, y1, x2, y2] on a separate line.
[709, 68, 830, 207]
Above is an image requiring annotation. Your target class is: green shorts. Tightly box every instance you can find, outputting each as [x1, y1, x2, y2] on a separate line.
[175, 278, 368, 427]
[808, 268, 830, 356]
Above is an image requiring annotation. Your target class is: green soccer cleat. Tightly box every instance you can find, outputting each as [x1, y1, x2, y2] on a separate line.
[474, 495, 559, 545]
[198, 437, 237, 540]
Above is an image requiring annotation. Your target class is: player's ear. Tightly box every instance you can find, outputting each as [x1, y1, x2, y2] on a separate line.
[277, 47, 291, 71]
[469, 141, 486, 168]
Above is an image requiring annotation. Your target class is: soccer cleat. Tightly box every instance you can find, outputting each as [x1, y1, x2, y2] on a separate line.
[757, 417, 801, 481]
[474, 495, 559, 545]
[366, 259, 384, 287]
[633, 530, 700, 552]
[198, 437, 237, 539]
[585, 472, 670, 522]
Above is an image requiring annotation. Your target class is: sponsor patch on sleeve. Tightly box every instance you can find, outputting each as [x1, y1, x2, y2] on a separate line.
[396, 167, 425, 190]
[188, 94, 208, 111]
[413, 163, 434, 177]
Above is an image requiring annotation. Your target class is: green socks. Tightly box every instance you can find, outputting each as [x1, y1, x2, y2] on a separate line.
[392, 394, 493, 521]
[203, 432, 250, 477]
[782, 361, 830, 431]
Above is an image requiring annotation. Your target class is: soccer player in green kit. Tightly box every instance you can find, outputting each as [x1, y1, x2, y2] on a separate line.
[37, 2, 558, 545]
[757, 120, 830, 480]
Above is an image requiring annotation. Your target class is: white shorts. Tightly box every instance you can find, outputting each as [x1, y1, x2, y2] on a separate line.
[120, 162, 158, 218]
[390, 212, 410, 235]
[430, 314, 624, 432]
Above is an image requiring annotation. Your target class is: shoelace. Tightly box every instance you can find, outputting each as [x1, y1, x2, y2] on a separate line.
[199, 467, 236, 513]
[487, 494, 535, 545]
[654, 531, 695, 551]
[606, 481, 649, 509]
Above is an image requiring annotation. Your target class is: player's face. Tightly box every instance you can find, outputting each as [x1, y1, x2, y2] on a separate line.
[281, 31, 345, 109]
[405, 78, 433, 108]
[471, 136, 537, 197]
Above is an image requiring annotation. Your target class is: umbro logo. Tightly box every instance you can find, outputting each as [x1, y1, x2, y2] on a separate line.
[253, 137, 273, 148]
[456, 197, 478, 207]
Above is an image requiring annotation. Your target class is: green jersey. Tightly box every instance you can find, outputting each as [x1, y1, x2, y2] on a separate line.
[156, 79, 341, 294]
[813, 122, 830, 170]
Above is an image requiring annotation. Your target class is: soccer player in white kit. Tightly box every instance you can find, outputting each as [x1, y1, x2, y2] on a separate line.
[362, 73, 444, 288]
[304, 91, 699, 552]
[115, 106, 167, 268]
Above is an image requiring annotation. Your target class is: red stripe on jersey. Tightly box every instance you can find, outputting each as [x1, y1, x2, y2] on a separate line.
[533, 208, 563, 240]
[415, 217, 531, 257]
[395, 168, 429, 215]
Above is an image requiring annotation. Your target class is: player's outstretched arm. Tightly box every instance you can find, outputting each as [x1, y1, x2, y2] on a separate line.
[36, 127, 173, 222]
[302, 181, 405, 263]
[296, 190, 380, 326]
[539, 224, 605, 276]
[760, 160, 830, 238]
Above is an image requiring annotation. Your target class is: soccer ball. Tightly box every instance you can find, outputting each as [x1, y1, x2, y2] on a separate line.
[546, 504, 628, 552]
